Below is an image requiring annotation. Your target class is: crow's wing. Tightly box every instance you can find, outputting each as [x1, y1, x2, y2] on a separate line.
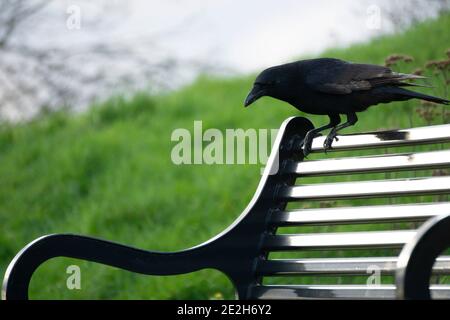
[305, 61, 425, 95]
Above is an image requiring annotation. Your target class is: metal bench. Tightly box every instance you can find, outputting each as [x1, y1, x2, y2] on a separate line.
[2, 116, 450, 300]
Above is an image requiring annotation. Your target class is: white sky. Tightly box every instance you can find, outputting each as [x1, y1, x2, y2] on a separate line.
[25, 0, 406, 72]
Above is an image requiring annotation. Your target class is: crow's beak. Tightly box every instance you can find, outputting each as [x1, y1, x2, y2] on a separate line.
[244, 85, 265, 107]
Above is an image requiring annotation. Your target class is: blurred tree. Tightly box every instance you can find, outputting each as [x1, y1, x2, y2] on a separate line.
[382, 0, 450, 30]
[0, 0, 49, 48]
[0, 0, 199, 121]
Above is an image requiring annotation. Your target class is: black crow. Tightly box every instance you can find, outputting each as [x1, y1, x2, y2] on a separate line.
[244, 58, 449, 156]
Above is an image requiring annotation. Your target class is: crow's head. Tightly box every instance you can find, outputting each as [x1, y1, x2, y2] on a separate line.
[244, 65, 286, 107]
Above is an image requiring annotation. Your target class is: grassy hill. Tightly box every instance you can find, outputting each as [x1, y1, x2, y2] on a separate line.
[0, 13, 449, 299]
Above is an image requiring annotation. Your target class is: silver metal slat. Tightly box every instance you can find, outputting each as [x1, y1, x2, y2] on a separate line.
[280, 176, 450, 201]
[310, 123, 450, 152]
[289, 149, 450, 177]
[257, 256, 450, 276]
[250, 285, 450, 300]
[264, 230, 416, 251]
[271, 202, 450, 226]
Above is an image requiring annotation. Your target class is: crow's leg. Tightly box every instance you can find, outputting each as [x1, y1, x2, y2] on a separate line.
[303, 114, 341, 157]
[324, 112, 358, 150]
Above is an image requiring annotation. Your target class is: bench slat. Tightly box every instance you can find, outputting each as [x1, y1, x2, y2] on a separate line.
[257, 257, 450, 276]
[289, 150, 450, 177]
[271, 202, 450, 226]
[250, 285, 450, 299]
[310, 123, 450, 152]
[280, 176, 450, 201]
[264, 230, 415, 251]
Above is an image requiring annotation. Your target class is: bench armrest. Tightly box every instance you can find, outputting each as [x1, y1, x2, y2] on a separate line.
[2, 234, 209, 300]
[396, 213, 450, 299]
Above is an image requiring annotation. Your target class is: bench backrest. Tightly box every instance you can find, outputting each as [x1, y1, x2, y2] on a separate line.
[246, 117, 450, 299]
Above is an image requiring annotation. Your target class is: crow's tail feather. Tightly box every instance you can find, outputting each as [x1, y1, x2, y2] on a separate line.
[391, 87, 449, 105]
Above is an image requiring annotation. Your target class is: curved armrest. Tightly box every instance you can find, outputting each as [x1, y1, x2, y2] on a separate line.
[396, 213, 450, 299]
[2, 234, 209, 300]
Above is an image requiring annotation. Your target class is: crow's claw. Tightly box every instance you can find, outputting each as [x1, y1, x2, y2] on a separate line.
[323, 137, 333, 150]
[302, 138, 313, 158]
[323, 132, 338, 151]
[303, 144, 311, 158]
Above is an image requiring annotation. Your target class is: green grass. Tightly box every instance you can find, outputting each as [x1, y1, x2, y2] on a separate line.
[1, 13, 449, 299]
